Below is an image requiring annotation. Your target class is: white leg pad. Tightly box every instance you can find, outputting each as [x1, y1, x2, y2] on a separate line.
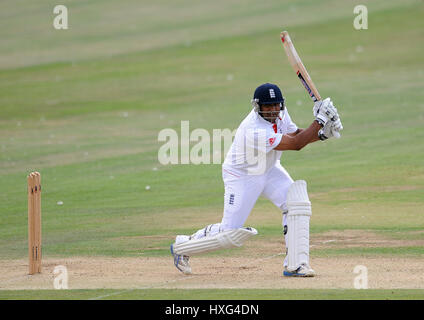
[172, 227, 258, 256]
[286, 180, 312, 271]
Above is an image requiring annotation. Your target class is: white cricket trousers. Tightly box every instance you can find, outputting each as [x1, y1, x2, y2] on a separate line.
[190, 164, 294, 240]
[220, 164, 293, 230]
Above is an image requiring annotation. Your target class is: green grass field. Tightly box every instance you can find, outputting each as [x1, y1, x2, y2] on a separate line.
[1, 0, 423, 299]
[1, 289, 423, 300]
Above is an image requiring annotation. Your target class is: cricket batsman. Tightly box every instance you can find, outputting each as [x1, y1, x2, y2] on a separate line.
[170, 83, 343, 277]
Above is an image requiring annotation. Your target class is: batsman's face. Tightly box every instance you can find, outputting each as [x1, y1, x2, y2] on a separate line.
[260, 103, 281, 123]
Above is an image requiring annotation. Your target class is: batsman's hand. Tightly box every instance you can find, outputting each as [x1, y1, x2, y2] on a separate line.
[318, 117, 343, 140]
[313, 97, 339, 127]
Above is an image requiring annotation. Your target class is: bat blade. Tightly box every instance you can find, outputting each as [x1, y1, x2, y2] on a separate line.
[280, 31, 321, 102]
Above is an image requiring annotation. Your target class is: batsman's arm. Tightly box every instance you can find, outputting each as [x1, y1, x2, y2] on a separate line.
[274, 121, 321, 151]
[287, 128, 303, 136]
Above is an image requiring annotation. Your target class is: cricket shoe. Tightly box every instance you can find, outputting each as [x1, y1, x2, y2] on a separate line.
[283, 264, 316, 277]
[170, 243, 192, 275]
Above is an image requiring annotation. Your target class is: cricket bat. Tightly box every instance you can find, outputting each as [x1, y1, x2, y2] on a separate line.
[280, 31, 340, 138]
[280, 31, 321, 102]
